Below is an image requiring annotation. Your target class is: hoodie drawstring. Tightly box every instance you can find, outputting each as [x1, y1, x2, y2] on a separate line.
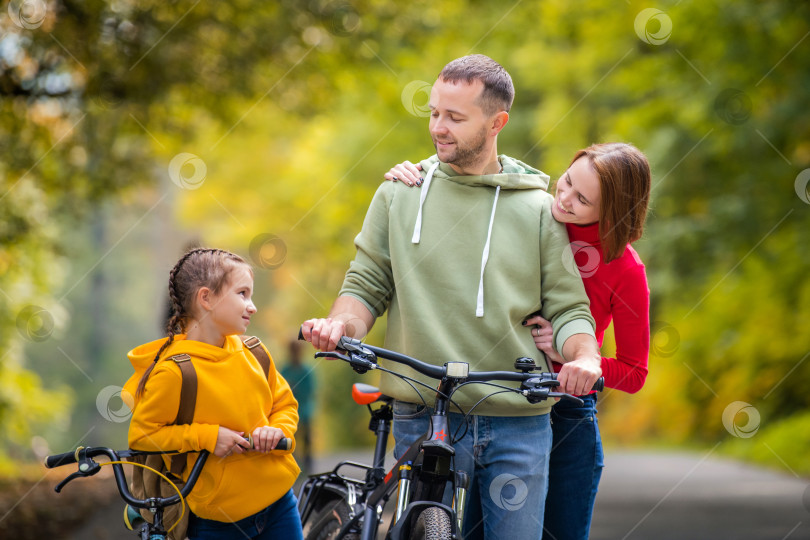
[411, 161, 502, 317]
[476, 186, 500, 317]
[411, 161, 441, 244]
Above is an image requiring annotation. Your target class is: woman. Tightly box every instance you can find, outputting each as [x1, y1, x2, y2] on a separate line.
[385, 142, 651, 540]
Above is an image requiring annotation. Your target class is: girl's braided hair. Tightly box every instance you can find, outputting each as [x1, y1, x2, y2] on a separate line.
[135, 247, 250, 397]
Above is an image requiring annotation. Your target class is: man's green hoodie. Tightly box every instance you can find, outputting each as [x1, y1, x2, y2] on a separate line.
[340, 155, 595, 416]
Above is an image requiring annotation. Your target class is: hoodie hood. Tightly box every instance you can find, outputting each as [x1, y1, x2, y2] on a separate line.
[123, 335, 246, 408]
[420, 154, 550, 190]
[412, 154, 550, 317]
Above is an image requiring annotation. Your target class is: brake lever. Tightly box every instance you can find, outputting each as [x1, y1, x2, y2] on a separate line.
[55, 471, 84, 493]
[315, 351, 351, 362]
[551, 392, 585, 407]
[55, 457, 101, 493]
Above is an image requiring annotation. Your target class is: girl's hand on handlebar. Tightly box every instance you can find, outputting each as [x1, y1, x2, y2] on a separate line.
[524, 314, 563, 364]
[214, 427, 251, 457]
[301, 318, 346, 352]
[383, 161, 423, 187]
[251, 426, 285, 453]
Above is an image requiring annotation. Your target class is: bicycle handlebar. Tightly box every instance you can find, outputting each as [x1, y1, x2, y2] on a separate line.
[45, 446, 210, 507]
[45, 449, 82, 469]
[45, 437, 292, 510]
[300, 330, 603, 397]
[339, 335, 603, 387]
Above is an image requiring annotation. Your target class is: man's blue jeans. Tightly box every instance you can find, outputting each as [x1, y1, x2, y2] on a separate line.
[542, 394, 604, 540]
[393, 401, 552, 540]
[187, 489, 303, 540]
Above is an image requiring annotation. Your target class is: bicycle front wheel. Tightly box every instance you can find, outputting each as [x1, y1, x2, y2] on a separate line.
[304, 498, 360, 540]
[409, 507, 452, 540]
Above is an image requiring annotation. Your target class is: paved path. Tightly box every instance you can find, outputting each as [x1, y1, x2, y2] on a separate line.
[66, 449, 809, 539]
[590, 450, 809, 540]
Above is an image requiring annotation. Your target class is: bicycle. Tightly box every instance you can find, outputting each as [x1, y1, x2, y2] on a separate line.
[297, 334, 603, 540]
[45, 436, 291, 539]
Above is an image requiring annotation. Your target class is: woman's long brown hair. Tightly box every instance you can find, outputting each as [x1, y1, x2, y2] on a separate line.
[568, 143, 651, 262]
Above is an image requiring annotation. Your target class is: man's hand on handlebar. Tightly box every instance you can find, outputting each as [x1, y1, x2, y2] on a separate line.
[301, 318, 346, 352]
[557, 354, 602, 397]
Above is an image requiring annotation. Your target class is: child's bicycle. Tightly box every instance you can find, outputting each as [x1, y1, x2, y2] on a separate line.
[297, 333, 603, 540]
[45, 437, 291, 539]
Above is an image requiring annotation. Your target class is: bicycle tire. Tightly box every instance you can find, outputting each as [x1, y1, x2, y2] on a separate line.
[304, 498, 360, 540]
[409, 507, 452, 540]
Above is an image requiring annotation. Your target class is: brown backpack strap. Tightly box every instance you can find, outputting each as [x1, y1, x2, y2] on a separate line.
[171, 354, 197, 424]
[241, 335, 270, 379]
[169, 353, 197, 478]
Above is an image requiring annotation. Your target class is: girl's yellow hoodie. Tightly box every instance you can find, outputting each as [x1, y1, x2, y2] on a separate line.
[124, 334, 300, 521]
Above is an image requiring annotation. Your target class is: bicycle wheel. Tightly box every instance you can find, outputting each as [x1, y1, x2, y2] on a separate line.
[409, 507, 452, 540]
[304, 498, 360, 540]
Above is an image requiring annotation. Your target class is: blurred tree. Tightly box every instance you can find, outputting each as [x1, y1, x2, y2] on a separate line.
[1, 0, 808, 475]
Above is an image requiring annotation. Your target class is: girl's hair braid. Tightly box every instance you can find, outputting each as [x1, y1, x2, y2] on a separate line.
[135, 247, 251, 397]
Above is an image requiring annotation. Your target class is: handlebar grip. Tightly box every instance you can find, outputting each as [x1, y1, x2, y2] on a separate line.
[244, 435, 292, 451]
[45, 450, 79, 469]
[298, 327, 304, 341]
[275, 437, 291, 451]
[592, 377, 605, 392]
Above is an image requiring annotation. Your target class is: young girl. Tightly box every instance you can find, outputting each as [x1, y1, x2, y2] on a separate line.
[385, 142, 651, 540]
[124, 247, 303, 540]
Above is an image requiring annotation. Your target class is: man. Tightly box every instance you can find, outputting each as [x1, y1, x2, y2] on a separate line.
[302, 54, 601, 539]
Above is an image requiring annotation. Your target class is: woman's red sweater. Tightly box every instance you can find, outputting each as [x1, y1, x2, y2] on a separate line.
[562, 222, 650, 393]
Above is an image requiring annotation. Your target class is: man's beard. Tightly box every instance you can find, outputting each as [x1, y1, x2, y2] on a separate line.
[434, 126, 488, 170]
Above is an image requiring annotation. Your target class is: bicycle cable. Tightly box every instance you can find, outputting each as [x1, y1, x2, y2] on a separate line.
[448, 382, 527, 442]
[101, 459, 186, 534]
[374, 364, 467, 436]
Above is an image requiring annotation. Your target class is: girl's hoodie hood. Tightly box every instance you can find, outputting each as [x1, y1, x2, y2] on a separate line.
[122, 335, 246, 409]
[412, 154, 550, 317]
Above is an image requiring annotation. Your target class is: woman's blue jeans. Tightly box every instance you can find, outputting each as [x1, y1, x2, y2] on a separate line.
[187, 489, 303, 540]
[393, 401, 552, 540]
[542, 394, 604, 540]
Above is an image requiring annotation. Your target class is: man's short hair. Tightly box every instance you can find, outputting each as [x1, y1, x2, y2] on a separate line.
[438, 54, 515, 115]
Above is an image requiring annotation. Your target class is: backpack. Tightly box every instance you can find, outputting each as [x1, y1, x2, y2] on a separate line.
[126, 336, 271, 539]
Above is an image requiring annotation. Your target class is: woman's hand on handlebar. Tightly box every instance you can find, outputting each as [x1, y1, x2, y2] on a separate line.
[383, 160, 423, 187]
[301, 318, 346, 352]
[214, 427, 251, 457]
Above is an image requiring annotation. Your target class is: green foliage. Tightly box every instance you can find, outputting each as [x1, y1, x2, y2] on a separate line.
[1, 0, 808, 478]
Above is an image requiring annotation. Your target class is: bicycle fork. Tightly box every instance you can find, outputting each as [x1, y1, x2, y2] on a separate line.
[453, 470, 469, 534]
